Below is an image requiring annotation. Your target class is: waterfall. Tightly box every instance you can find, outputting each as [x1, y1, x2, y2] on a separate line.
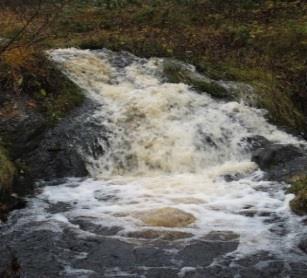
[38, 48, 303, 255]
[1, 49, 305, 276]
[50, 48, 298, 177]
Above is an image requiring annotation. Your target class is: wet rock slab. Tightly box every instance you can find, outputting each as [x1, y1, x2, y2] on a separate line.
[2, 221, 306, 278]
[0, 221, 239, 277]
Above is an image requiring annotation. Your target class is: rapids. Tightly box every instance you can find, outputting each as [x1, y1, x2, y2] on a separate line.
[1, 48, 306, 277]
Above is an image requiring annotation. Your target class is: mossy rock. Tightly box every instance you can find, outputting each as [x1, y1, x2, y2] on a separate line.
[163, 59, 231, 99]
[290, 189, 307, 216]
[288, 176, 307, 195]
[289, 176, 307, 215]
[0, 146, 16, 196]
[31, 62, 85, 125]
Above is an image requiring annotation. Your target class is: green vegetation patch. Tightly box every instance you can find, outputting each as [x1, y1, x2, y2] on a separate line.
[163, 59, 229, 99]
[0, 145, 16, 195]
[289, 176, 307, 215]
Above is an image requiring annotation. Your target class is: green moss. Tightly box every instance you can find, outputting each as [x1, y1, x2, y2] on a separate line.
[289, 177, 307, 215]
[191, 79, 228, 99]
[163, 59, 229, 99]
[0, 146, 16, 194]
[289, 177, 307, 195]
[290, 189, 307, 216]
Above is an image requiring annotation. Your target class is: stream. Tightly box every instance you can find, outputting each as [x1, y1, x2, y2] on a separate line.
[0, 48, 306, 277]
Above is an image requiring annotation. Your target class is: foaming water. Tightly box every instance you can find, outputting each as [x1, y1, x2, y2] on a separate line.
[50, 48, 299, 176]
[6, 48, 305, 261]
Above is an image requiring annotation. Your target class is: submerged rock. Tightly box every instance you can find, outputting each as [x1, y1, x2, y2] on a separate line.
[203, 231, 240, 242]
[127, 230, 193, 240]
[137, 207, 196, 228]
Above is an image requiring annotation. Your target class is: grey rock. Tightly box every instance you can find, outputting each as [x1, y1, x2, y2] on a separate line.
[176, 240, 239, 267]
[21, 98, 110, 181]
[298, 235, 307, 254]
[251, 143, 307, 182]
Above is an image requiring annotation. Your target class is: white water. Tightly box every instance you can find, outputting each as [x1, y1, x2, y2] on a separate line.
[15, 48, 306, 259]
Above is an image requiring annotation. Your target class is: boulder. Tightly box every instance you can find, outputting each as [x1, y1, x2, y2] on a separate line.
[251, 143, 307, 182]
[137, 207, 196, 228]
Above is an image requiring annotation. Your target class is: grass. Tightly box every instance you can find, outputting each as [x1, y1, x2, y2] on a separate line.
[0, 0, 306, 132]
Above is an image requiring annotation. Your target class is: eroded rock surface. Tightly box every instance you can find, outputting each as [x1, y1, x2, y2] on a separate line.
[1, 219, 306, 278]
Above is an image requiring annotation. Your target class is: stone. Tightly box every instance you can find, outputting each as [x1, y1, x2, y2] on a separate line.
[137, 207, 196, 228]
[251, 143, 307, 182]
[252, 144, 303, 170]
